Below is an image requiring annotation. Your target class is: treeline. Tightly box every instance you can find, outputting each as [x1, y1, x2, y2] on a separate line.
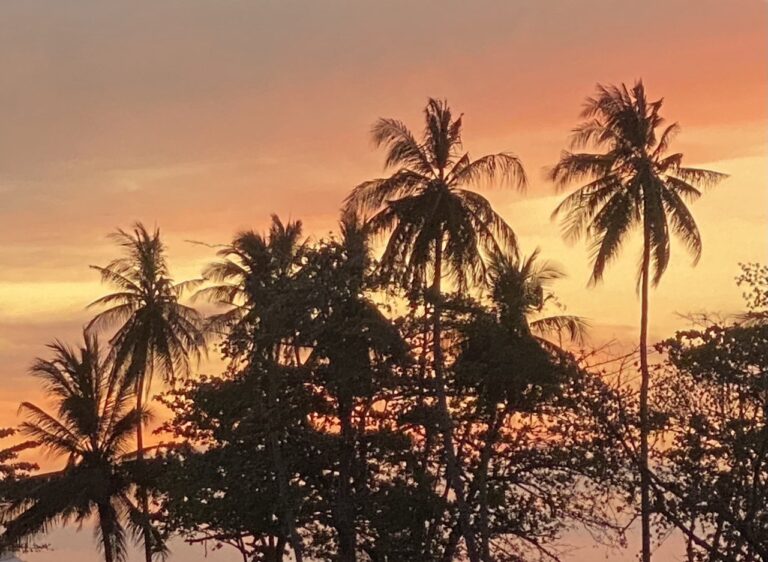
[0, 82, 764, 562]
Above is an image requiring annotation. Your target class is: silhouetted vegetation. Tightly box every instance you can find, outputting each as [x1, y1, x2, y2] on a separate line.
[1, 89, 761, 562]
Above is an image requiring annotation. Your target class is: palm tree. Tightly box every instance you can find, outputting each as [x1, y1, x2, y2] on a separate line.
[195, 214, 305, 346]
[0, 333, 152, 562]
[195, 215, 307, 562]
[464, 248, 587, 561]
[87, 222, 205, 562]
[550, 81, 726, 562]
[488, 248, 588, 347]
[345, 98, 527, 562]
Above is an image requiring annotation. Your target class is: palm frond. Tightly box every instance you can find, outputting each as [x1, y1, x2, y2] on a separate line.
[344, 170, 429, 214]
[587, 190, 636, 285]
[673, 167, 728, 188]
[371, 118, 433, 174]
[530, 315, 590, 345]
[449, 152, 527, 191]
[662, 185, 703, 265]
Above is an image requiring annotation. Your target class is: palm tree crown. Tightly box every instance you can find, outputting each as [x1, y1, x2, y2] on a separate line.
[345, 98, 527, 292]
[87, 222, 205, 561]
[550, 81, 727, 285]
[345, 98, 527, 562]
[195, 215, 306, 344]
[488, 248, 588, 345]
[88, 222, 205, 392]
[0, 333, 147, 562]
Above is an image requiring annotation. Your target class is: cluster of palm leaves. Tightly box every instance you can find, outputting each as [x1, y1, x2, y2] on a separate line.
[0, 226, 207, 561]
[0, 80, 725, 562]
[0, 335, 160, 562]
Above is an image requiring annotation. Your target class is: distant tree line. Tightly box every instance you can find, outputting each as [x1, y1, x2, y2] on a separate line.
[0, 83, 762, 562]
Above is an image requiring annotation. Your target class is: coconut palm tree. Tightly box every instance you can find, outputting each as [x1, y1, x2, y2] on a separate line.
[195, 215, 307, 562]
[550, 80, 727, 562]
[345, 98, 527, 562]
[87, 222, 205, 562]
[195, 214, 306, 346]
[0, 333, 153, 562]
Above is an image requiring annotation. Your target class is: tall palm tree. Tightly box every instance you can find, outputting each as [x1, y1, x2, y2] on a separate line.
[0, 333, 152, 562]
[195, 215, 307, 562]
[345, 98, 527, 562]
[550, 81, 726, 562]
[87, 222, 205, 562]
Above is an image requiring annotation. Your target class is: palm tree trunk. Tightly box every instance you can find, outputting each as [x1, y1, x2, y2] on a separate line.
[135, 375, 154, 562]
[125, 337, 154, 562]
[266, 363, 304, 562]
[337, 395, 356, 562]
[432, 239, 480, 562]
[639, 222, 652, 562]
[98, 508, 116, 562]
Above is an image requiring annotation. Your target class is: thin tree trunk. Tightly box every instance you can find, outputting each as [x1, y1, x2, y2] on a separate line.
[432, 239, 480, 562]
[135, 379, 154, 562]
[477, 410, 506, 561]
[337, 395, 357, 562]
[98, 509, 115, 562]
[128, 339, 154, 562]
[639, 222, 652, 562]
[266, 364, 304, 562]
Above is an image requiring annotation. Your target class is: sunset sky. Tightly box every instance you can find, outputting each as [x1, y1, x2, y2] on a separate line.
[0, 1, 766, 560]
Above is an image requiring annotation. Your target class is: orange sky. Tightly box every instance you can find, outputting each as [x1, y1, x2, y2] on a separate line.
[0, 1, 766, 560]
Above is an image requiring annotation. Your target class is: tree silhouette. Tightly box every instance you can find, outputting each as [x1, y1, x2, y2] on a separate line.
[487, 247, 588, 347]
[0, 333, 153, 562]
[195, 215, 308, 562]
[550, 80, 726, 562]
[345, 98, 526, 561]
[88, 223, 205, 562]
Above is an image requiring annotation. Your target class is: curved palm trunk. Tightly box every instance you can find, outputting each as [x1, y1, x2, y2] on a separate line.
[432, 240, 480, 562]
[639, 223, 652, 562]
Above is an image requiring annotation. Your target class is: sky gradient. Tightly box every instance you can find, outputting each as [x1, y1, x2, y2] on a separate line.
[1, 1, 766, 560]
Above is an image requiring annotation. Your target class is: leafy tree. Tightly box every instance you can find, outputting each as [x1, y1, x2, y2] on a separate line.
[737, 262, 768, 326]
[345, 98, 526, 562]
[0, 333, 153, 562]
[88, 222, 206, 561]
[651, 267, 768, 561]
[295, 213, 414, 561]
[0, 429, 36, 487]
[550, 81, 726, 562]
[162, 217, 431, 561]
[446, 248, 624, 560]
[156, 368, 316, 562]
[192, 216, 309, 562]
